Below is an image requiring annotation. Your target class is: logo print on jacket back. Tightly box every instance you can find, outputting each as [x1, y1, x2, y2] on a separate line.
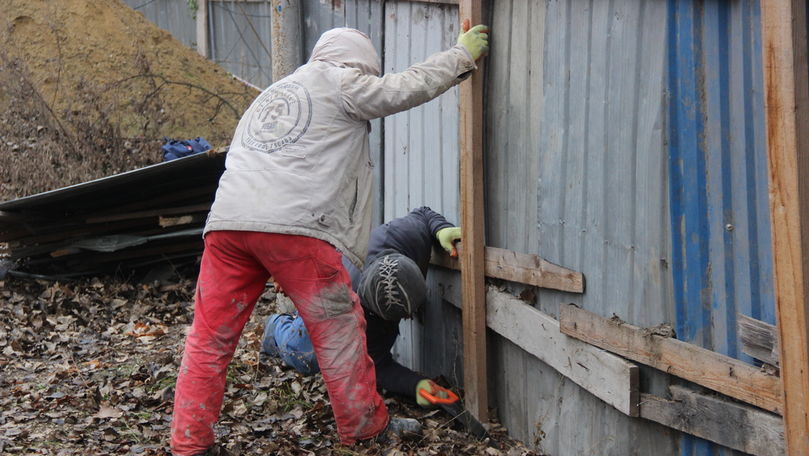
[242, 82, 313, 153]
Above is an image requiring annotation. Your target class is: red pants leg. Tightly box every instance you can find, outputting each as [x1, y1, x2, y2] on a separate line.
[246, 232, 388, 444]
[171, 232, 388, 455]
[171, 232, 269, 456]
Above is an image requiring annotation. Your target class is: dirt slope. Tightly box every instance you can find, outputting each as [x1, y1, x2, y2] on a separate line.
[0, 0, 259, 200]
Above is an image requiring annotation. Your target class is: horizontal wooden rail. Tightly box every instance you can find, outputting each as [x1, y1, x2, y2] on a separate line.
[640, 385, 784, 456]
[439, 283, 639, 416]
[86, 203, 212, 224]
[431, 246, 584, 293]
[738, 314, 780, 367]
[560, 304, 783, 414]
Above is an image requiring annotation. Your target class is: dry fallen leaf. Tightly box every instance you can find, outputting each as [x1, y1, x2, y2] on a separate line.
[94, 403, 124, 419]
[0, 274, 542, 455]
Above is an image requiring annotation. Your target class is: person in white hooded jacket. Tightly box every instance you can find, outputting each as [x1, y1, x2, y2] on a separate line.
[170, 24, 489, 456]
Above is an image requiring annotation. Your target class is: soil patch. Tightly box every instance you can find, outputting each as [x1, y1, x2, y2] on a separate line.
[0, 0, 259, 200]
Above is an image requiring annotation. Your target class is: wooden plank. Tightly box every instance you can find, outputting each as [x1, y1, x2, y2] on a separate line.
[408, 0, 459, 4]
[86, 203, 211, 224]
[640, 385, 784, 456]
[761, 0, 809, 453]
[196, 0, 209, 58]
[738, 314, 780, 367]
[431, 246, 584, 293]
[2, 217, 159, 247]
[458, 0, 487, 423]
[482, 287, 639, 416]
[159, 214, 207, 228]
[559, 304, 783, 414]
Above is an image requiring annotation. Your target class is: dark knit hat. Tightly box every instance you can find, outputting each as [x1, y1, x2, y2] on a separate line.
[358, 250, 426, 320]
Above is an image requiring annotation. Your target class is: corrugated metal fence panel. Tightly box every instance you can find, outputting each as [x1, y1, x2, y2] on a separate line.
[485, 0, 543, 444]
[124, 0, 197, 48]
[537, 0, 674, 327]
[208, 1, 274, 88]
[382, 0, 461, 373]
[667, 0, 773, 454]
[525, 0, 678, 453]
[301, 0, 384, 59]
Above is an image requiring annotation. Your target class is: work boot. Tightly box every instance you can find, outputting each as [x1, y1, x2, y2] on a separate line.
[375, 417, 423, 444]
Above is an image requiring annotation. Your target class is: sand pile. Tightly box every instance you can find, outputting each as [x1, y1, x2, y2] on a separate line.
[0, 0, 259, 200]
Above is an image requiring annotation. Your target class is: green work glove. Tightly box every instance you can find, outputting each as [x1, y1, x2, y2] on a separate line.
[436, 226, 462, 257]
[416, 379, 449, 408]
[457, 23, 490, 60]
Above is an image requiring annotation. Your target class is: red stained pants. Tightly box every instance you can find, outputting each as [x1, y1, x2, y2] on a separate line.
[170, 231, 388, 456]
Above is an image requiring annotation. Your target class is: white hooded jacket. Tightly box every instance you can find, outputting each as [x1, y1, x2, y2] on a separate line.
[204, 28, 476, 266]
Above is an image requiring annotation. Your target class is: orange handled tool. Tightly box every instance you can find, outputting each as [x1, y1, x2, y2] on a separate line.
[418, 384, 459, 405]
[417, 384, 488, 438]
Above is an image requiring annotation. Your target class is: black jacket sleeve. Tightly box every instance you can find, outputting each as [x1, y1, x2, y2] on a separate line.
[411, 206, 455, 237]
[365, 206, 455, 275]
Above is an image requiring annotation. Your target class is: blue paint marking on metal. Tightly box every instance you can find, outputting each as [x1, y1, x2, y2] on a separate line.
[668, 0, 711, 348]
[668, 0, 774, 454]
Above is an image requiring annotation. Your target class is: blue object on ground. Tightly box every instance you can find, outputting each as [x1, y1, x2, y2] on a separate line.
[161, 137, 211, 161]
[261, 314, 320, 375]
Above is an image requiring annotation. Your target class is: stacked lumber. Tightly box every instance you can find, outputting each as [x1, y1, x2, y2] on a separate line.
[0, 152, 226, 278]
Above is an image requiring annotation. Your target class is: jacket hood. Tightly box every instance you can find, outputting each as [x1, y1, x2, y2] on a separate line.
[308, 28, 380, 76]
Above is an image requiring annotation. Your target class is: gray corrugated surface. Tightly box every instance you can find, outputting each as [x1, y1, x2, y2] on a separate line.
[301, 0, 384, 59]
[382, 0, 461, 373]
[485, 0, 677, 453]
[208, 1, 274, 88]
[124, 0, 198, 48]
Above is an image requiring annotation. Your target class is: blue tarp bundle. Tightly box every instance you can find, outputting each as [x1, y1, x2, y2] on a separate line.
[162, 137, 211, 161]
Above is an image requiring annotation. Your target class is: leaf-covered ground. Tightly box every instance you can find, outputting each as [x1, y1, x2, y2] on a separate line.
[0, 273, 540, 455]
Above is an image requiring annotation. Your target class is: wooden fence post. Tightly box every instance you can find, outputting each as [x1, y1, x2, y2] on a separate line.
[761, 0, 809, 453]
[196, 0, 209, 58]
[458, 0, 488, 423]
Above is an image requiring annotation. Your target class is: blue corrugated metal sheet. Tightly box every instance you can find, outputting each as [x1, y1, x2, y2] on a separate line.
[667, 0, 773, 454]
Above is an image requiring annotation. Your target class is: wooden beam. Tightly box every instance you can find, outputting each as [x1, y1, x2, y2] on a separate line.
[86, 203, 211, 224]
[408, 0, 459, 5]
[483, 287, 638, 416]
[559, 304, 783, 414]
[458, 0, 487, 423]
[761, 0, 809, 452]
[196, 0, 209, 58]
[431, 246, 584, 293]
[159, 214, 207, 228]
[640, 385, 784, 456]
[435, 280, 639, 415]
[738, 314, 780, 367]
